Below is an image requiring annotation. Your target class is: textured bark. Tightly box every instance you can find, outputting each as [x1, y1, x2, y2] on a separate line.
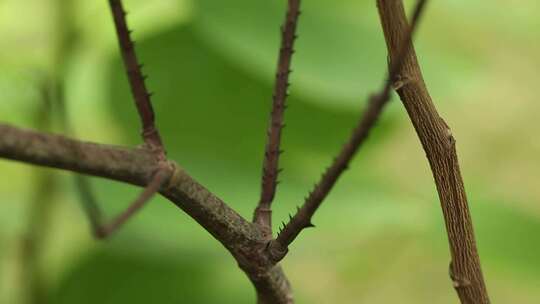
[0, 123, 292, 303]
[109, 0, 164, 150]
[376, 1, 490, 303]
[0, 1, 491, 302]
[254, 0, 301, 234]
[271, 0, 428, 262]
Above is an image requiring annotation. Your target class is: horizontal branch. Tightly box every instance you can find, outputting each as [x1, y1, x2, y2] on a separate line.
[0, 123, 296, 302]
[0, 123, 257, 249]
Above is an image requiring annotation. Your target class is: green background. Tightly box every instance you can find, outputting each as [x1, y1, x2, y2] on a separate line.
[1, 0, 539, 303]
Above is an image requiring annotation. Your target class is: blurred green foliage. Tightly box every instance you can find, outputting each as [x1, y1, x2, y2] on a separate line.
[1, 0, 539, 303]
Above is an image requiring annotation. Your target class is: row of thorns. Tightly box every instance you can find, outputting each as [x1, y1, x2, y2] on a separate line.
[79, 0, 428, 261]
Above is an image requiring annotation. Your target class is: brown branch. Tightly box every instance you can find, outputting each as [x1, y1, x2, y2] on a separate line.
[76, 167, 169, 239]
[254, 0, 301, 233]
[0, 123, 251, 246]
[65, 0, 169, 240]
[376, 1, 490, 303]
[268, 0, 428, 261]
[0, 123, 293, 303]
[108, 0, 164, 154]
[1, 1, 488, 303]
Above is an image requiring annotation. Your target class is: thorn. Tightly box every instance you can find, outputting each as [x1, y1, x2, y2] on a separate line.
[305, 222, 315, 228]
[142, 75, 148, 81]
[279, 149, 285, 155]
[138, 63, 144, 70]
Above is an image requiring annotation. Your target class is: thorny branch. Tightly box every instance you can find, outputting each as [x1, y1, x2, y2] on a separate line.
[0, 123, 288, 303]
[108, 0, 164, 154]
[68, 0, 173, 238]
[0, 0, 491, 303]
[254, 0, 302, 234]
[268, 0, 429, 261]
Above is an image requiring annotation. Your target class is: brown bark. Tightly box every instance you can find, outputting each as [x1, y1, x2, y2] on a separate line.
[0, 0, 491, 302]
[376, 1, 490, 303]
[254, 0, 301, 234]
[109, 0, 164, 152]
[0, 124, 292, 303]
[271, 0, 428, 262]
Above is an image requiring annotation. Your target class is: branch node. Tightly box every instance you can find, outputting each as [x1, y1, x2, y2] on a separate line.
[267, 240, 288, 263]
[449, 261, 472, 288]
[274, 0, 430, 251]
[392, 74, 413, 90]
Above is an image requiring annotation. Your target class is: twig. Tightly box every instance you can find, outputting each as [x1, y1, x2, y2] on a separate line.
[0, 124, 256, 247]
[0, 123, 292, 302]
[64, 0, 171, 239]
[375, 1, 490, 303]
[254, 0, 301, 233]
[108, 0, 164, 155]
[75, 167, 169, 239]
[269, 0, 428, 261]
[95, 167, 168, 238]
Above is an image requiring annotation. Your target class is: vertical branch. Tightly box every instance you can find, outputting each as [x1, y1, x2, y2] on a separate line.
[108, 0, 164, 155]
[254, 0, 302, 233]
[376, 1, 490, 303]
[269, 0, 428, 260]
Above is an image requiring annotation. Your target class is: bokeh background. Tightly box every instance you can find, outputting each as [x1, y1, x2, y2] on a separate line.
[1, 0, 539, 303]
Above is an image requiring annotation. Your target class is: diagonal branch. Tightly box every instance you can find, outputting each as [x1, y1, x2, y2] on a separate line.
[75, 166, 169, 239]
[0, 123, 254, 247]
[0, 123, 293, 303]
[376, 1, 490, 302]
[268, 0, 428, 260]
[254, 0, 302, 233]
[108, 0, 164, 154]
